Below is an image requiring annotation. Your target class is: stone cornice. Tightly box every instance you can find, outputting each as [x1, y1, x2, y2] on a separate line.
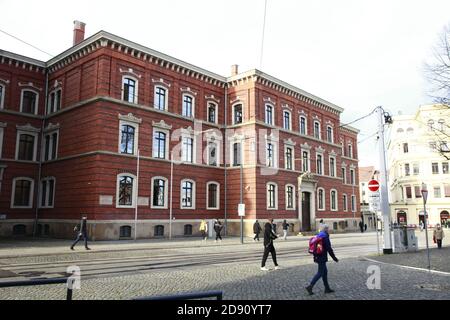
[152, 120, 172, 130]
[118, 113, 142, 124]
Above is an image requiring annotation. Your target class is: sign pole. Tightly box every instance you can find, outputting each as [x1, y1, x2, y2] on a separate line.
[421, 183, 431, 271]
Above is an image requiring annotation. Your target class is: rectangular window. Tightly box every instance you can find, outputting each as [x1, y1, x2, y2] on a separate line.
[266, 143, 274, 167]
[0, 85, 4, 109]
[234, 105, 243, 124]
[326, 126, 333, 143]
[267, 184, 276, 209]
[413, 163, 419, 175]
[403, 143, 409, 153]
[43, 131, 58, 161]
[21, 90, 37, 114]
[432, 162, 439, 174]
[302, 151, 309, 172]
[47, 89, 61, 114]
[414, 186, 421, 198]
[265, 105, 273, 125]
[208, 103, 216, 123]
[445, 184, 450, 197]
[300, 116, 306, 135]
[208, 142, 217, 166]
[182, 95, 193, 117]
[13, 179, 33, 207]
[0, 127, 4, 158]
[351, 195, 356, 212]
[182, 137, 193, 162]
[314, 122, 320, 139]
[18, 134, 35, 161]
[154, 87, 166, 110]
[152, 179, 166, 207]
[233, 142, 241, 166]
[120, 124, 135, 154]
[405, 186, 412, 199]
[405, 163, 410, 176]
[316, 154, 323, 175]
[329, 157, 336, 177]
[208, 183, 218, 209]
[286, 186, 294, 209]
[40, 178, 55, 208]
[350, 169, 355, 185]
[434, 187, 441, 198]
[153, 131, 166, 159]
[283, 111, 290, 130]
[343, 194, 348, 211]
[341, 167, 346, 184]
[181, 181, 194, 208]
[348, 145, 353, 158]
[118, 176, 134, 206]
[443, 162, 449, 174]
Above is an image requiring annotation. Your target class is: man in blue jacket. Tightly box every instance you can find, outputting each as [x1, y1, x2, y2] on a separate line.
[306, 224, 338, 295]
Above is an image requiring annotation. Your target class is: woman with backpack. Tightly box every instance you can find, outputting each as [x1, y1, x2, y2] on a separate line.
[306, 224, 338, 295]
[261, 221, 280, 271]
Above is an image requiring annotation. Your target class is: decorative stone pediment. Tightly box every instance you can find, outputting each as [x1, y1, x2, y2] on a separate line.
[205, 130, 222, 141]
[341, 161, 347, 167]
[205, 94, 220, 103]
[0, 122, 6, 128]
[298, 109, 307, 116]
[312, 115, 320, 121]
[265, 132, 278, 141]
[284, 138, 296, 146]
[181, 126, 195, 135]
[263, 97, 276, 105]
[350, 164, 356, 169]
[329, 149, 337, 157]
[16, 124, 40, 132]
[228, 133, 245, 142]
[326, 120, 334, 127]
[44, 123, 60, 132]
[180, 87, 197, 96]
[152, 78, 171, 88]
[119, 68, 142, 79]
[0, 78, 10, 84]
[18, 82, 42, 91]
[315, 146, 325, 153]
[51, 80, 62, 89]
[230, 96, 245, 105]
[152, 120, 172, 130]
[300, 142, 312, 150]
[282, 103, 292, 111]
[118, 113, 142, 124]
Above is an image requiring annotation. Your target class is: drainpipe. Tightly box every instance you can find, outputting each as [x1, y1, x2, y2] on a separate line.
[224, 85, 228, 236]
[33, 69, 49, 237]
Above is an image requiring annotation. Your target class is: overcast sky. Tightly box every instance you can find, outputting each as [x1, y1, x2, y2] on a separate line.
[1, 0, 449, 168]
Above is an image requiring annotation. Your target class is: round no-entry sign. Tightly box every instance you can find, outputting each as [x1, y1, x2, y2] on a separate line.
[368, 179, 380, 192]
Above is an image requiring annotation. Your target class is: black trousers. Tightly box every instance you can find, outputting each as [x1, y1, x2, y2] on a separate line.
[215, 232, 222, 240]
[437, 239, 442, 249]
[71, 233, 88, 248]
[261, 244, 278, 267]
[254, 232, 260, 241]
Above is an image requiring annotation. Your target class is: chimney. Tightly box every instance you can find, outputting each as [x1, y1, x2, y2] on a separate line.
[73, 20, 86, 46]
[231, 64, 239, 76]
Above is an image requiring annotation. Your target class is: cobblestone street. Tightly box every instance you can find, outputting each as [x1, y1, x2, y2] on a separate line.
[0, 232, 449, 300]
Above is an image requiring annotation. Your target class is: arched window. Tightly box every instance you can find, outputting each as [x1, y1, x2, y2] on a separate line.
[300, 116, 307, 135]
[181, 179, 196, 209]
[233, 103, 243, 124]
[151, 177, 168, 208]
[153, 131, 167, 159]
[326, 126, 333, 143]
[184, 224, 193, 236]
[313, 121, 321, 139]
[317, 188, 325, 211]
[207, 102, 218, 124]
[120, 124, 136, 154]
[330, 189, 338, 211]
[154, 225, 164, 237]
[283, 110, 291, 130]
[122, 77, 138, 103]
[206, 182, 220, 209]
[154, 85, 167, 110]
[13, 224, 27, 235]
[267, 182, 278, 209]
[182, 94, 194, 117]
[116, 174, 136, 207]
[265, 104, 274, 125]
[120, 225, 132, 238]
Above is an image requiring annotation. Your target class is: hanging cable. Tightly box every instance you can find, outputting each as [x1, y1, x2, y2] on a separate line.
[259, 0, 268, 69]
[0, 28, 54, 57]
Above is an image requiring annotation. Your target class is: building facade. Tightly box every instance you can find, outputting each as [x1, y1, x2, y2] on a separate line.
[0, 22, 360, 239]
[388, 104, 450, 228]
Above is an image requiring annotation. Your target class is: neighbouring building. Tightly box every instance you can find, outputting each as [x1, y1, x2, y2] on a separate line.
[359, 166, 379, 230]
[388, 104, 450, 228]
[0, 22, 360, 240]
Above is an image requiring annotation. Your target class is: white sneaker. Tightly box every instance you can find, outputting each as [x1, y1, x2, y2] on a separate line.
[260, 267, 270, 271]
[275, 266, 281, 270]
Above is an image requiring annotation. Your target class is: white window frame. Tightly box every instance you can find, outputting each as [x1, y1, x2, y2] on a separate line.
[266, 141, 277, 168]
[348, 144, 353, 159]
[341, 166, 347, 184]
[20, 89, 39, 115]
[154, 85, 168, 111]
[15, 130, 39, 162]
[181, 133, 196, 164]
[232, 103, 244, 125]
[207, 101, 218, 124]
[39, 177, 56, 208]
[343, 193, 348, 212]
[152, 127, 170, 160]
[182, 93, 195, 118]
[121, 76, 138, 104]
[350, 168, 356, 185]
[301, 149, 310, 172]
[265, 103, 275, 126]
[11, 177, 34, 209]
[326, 125, 333, 143]
[330, 189, 338, 211]
[230, 140, 243, 167]
[283, 110, 292, 130]
[42, 130, 59, 161]
[313, 121, 321, 140]
[317, 187, 325, 211]
[118, 120, 139, 156]
[150, 176, 169, 209]
[207, 139, 220, 167]
[0, 83, 5, 109]
[47, 88, 62, 114]
[351, 195, 357, 212]
[206, 181, 220, 210]
[116, 173, 137, 208]
[0, 126, 4, 159]
[285, 184, 296, 210]
[266, 182, 278, 210]
[329, 156, 336, 177]
[316, 153, 324, 175]
[284, 145, 295, 170]
[180, 179, 196, 209]
[300, 116, 307, 135]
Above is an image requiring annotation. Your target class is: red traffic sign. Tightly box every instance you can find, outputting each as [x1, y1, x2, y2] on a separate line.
[368, 179, 380, 192]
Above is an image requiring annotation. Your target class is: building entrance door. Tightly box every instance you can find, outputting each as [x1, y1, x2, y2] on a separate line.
[301, 192, 311, 232]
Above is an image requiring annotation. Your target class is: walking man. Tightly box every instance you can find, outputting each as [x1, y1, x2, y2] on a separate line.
[261, 220, 280, 271]
[253, 220, 262, 241]
[214, 219, 223, 242]
[199, 219, 208, 241]
[70, 216, 91, 250]
[282, 220, 289, 240]
[433, 224, 445, 249]
[306, 224, 338, 295]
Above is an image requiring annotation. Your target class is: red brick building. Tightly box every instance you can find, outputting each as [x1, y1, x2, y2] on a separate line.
[0, 22, 360, 239]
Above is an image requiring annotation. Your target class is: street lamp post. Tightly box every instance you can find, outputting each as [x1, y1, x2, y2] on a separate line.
[421, 182, 431, 271]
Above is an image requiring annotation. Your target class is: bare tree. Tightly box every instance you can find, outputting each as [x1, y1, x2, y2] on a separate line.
[424, 24, 450, 106]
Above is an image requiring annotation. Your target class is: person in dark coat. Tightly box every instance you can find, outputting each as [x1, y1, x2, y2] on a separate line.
[214, 219, 223, 242]
[253, 220, 262, 241]
[306, 225, 338, 295]
[359, 220, 364, 233]
[71, 216, 91, 250]
[282, 220, 289, 240]
[271, 218, 277, 234]
[261, 221, 280, 271]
